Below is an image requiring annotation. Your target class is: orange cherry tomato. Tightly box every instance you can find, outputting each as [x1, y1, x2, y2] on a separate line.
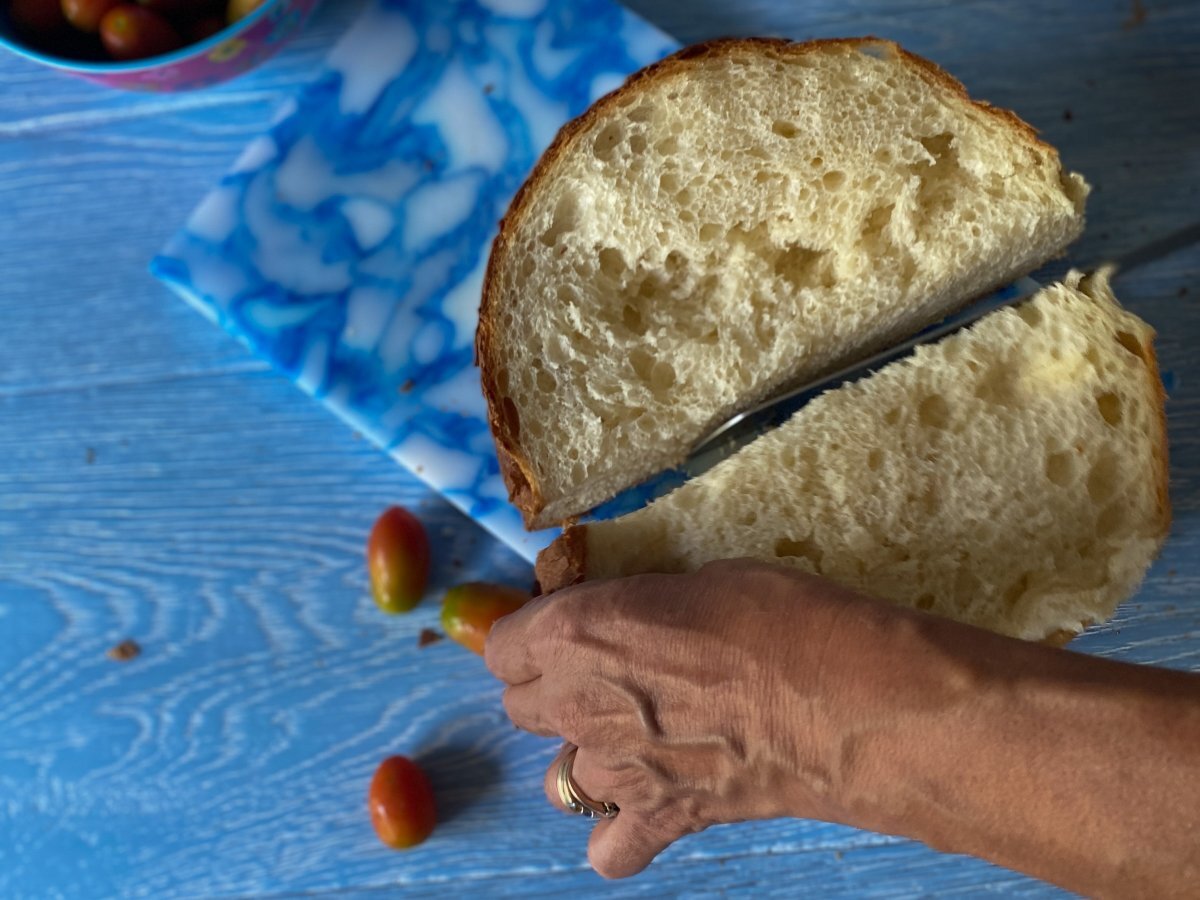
[226, 0, 263, 24]
[61, 0, 120, 32]
[99, 5, 181, 60]
[366, 506, 431, 614]
[136, 0, 211, 14]
[368, 756, 436, 850]
[440, 582, 531, 655]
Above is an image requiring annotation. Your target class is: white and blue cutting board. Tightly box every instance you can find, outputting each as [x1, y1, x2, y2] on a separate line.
[153, 0, 678, 562]
[152, 1, 1031, 563]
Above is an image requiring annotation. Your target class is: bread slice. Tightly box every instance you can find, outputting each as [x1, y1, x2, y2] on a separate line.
[536, 272, 1170, 643]
[478, 37, 1090, 530]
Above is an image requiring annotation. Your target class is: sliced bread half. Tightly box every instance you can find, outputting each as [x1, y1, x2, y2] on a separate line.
[535, 272, 1170, 643]
[478, 37, 1090, 529]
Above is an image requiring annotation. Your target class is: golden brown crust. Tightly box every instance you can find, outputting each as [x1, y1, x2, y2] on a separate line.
[534, 526, 589, 594]
[1141, 333, 1174, 543]
[476, 36, 1067, 529]
[495, 440, 540, 528]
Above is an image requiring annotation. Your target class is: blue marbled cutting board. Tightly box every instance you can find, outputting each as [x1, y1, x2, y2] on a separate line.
[153, 0, 678, 562]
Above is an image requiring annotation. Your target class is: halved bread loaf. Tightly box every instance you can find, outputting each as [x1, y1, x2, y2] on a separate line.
[536, 272, 1170, 643]
[479, 37, 1090, 529]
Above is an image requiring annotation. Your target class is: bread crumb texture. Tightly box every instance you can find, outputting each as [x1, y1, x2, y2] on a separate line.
[578, 272, 1168, 642]
[482, 38, 1089, 528]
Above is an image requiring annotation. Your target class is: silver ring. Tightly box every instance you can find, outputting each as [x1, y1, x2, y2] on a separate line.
[556, 746, 619, 819]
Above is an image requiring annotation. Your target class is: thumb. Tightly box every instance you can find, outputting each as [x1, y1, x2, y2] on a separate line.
[587, 812, 678, 879]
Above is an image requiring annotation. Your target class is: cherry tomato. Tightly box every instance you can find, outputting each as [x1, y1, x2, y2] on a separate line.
[440, 582, 531, 655]
[136, 0, 213, 14]
[61, 0, 120, 33]
[226, 0, 263, 24]
[99, 4, 181, 60]
[9, 0, 68, 35]
[366, 506, 431, 614]
[368, 756, 436, 850]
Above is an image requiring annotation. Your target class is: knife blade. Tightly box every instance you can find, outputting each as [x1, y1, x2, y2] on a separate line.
[684, 221, 1200, 472]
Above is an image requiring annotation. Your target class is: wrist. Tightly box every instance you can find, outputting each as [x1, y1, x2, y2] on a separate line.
[763, 584, 898, 825]
[772, 593, 989, 833]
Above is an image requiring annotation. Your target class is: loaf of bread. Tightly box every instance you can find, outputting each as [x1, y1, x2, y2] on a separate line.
[536, 272, 1170, 643]
[478, 37, 1090, 529]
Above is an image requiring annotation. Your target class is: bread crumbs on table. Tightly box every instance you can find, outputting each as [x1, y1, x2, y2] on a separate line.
[418, 629, 443, 648]
[1062, 108, 1072, 122]
[1179, 287, 1188, 298]
[107, 639, 141, 662]
[85, 447, 96, 464]
[399, 379, 415, 394]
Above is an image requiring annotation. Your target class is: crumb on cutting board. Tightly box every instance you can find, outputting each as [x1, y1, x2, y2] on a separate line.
[107, 639, 141, 662]
[418, 629, 443, 648]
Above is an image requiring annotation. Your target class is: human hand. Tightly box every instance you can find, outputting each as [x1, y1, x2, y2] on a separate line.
[484, 559, 872, 878]
[488, 559, 1200, 896]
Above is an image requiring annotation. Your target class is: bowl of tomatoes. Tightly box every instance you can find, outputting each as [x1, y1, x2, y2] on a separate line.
[0, 0, 320, 91]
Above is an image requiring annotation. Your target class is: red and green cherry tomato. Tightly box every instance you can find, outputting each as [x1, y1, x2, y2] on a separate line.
[368, 756, 436, 850]
[9, 0, 68, 35]
[226, 0, 264, 24]
[61, 0, 120, 33]
[440, 582, 532, 655]
[99, 5, 181, 60]
[366, 506, 431, 614]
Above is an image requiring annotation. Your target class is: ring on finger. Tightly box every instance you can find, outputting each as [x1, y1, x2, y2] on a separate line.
[556, 746, 619, 819]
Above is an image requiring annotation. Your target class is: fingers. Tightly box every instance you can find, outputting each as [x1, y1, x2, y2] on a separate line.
[587, 812, 678, 879]
[484, 593, 556, 685]
[541, 744, 682, 878]
[485, 581, 616, 686]
[501, 682, 558, 737]
[542, 745, 619, 815]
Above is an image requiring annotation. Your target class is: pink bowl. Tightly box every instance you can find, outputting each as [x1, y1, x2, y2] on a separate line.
[0, 0, 320, 92]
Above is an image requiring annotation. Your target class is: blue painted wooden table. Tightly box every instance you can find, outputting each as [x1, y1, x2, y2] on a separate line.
[2, 1, 1197, 896]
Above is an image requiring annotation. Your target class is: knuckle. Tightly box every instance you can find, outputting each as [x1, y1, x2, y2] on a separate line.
[482, 633, 504, 674]
[556, 699, 587, 742]
[500, 687, 519, 720]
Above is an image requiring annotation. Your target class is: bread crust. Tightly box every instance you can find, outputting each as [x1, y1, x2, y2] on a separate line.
[533, 525, 588, 594]
[478, 37, 1073, 530]
[1142, 330, 1174, 544]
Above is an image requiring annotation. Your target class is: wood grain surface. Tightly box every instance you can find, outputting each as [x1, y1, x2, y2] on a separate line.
[1, 0, 1197, 896]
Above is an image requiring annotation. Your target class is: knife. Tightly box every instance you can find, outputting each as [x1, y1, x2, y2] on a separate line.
[683, 221, 1200, 476]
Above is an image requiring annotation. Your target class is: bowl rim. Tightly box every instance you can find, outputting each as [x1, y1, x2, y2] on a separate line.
[0, 0, 289, 73]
